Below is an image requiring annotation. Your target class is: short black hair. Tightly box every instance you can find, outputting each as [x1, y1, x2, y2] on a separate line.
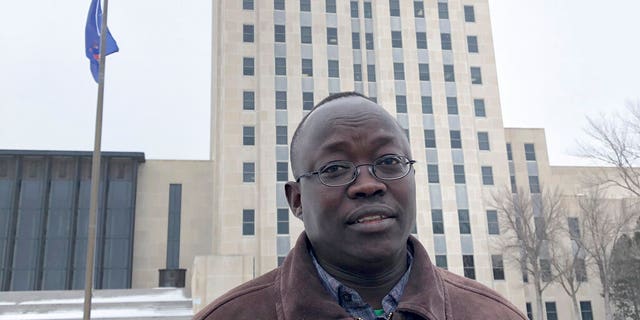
[289, 91, 375, 177]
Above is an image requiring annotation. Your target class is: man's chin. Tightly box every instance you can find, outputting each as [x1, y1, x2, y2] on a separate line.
[346, 241, 406, 264]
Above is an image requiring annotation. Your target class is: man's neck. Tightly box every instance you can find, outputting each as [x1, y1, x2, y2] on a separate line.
[315, 248, 408, 309]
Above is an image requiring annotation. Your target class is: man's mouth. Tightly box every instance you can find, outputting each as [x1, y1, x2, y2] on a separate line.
[355, 215, 388, 224]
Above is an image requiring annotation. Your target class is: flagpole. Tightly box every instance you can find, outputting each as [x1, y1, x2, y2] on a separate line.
[83, 0, 110, 318]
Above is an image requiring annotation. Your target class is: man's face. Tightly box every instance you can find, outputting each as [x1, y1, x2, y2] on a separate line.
[286, 96, 416, 268]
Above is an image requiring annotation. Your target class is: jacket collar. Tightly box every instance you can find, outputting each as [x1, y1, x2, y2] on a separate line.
[276, 232, 449, 320]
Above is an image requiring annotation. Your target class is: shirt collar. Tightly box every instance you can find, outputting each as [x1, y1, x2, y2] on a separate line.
[310, 247, 414, 319]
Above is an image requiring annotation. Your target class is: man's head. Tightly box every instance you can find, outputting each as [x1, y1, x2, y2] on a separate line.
[285, 92, 417, 270]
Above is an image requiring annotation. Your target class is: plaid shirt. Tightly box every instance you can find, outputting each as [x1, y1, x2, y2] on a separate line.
[311, 250, 413, 320]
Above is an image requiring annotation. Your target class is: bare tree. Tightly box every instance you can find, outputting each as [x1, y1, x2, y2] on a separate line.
[579, 100, 640, 197]
[491, 186, 567, 320]
[573, 186, 640, 320]
[549, 237, 587, 319]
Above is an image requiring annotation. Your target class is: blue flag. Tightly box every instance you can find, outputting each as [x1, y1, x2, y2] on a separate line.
[85, 0, 119, 83]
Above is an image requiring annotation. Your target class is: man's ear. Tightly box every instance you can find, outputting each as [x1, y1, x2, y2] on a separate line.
[285, 181, 303, 221]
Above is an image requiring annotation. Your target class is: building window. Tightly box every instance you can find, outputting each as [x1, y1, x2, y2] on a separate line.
[435, 255, 448, 269]
[444, 64, 455, 82]
[477, 132, 490, 150]
[545, 302, 558, 320]
[242, 209, 255, 235]
[416, 32, 428, 49]
[276, 126, 287, 145]
[524, 143, 536, 161]
[275, 91, 287, 110]
[453, 165, 465, 184]
[529, 176, 540, 193]
[300, 0, 311, 12]
[535, 217, 546, 239]
[243, 0, 254, 10]
[277, 209, 289, 234]
[576, 258, 588, 282]
[364, 2, 372, 18]
[243, 126, 255, 145]
[243, 162, 255, 182]
[464, 5, 476, 22]
[243, 24, 254, 43]
[422, 96, 432, 114]
[328, 60, 339, 78]
[526, 303, 533, 320]
[424, 129, 436, 148]
[367, 64, 376, 82]
[540, 259, 552, 282]
[327, 27, 338, 45]
[580, 301, 593, 320]
[391, 31, 403, 48]
[395, 95, 407, 113]
[470, 67, 483, 84]
[350, 1, 359, 18]
[427, 164, 439, 183]
[352, 32, 361, 49]
[303, 92, 314, 110]
[365, 33, 374, 50]
[301, 26, 312, 43]
[438, 3, 449, 19]
[506, 143, 513, 160]
[440, 33, 452, 50]
[487, 210, 500, 235]
[166, 184, 182, 270]
[243, 91, 255, 110]
[432, 209, 444, 234]
[275, 24, 286, 42]
[510, 176, 517, 193]
[277, 162, 288, 181]
[325, 0, 336, 13]
[353, 64, 362, 81]
[302, 59, 313, 77]
[414, 1, 424, 17]
[393, 63, 405, 80]
[492, 255, 505, 280]
[482, 167, 494, 185]
[467, 36, 478, 53]
[474, 99, 486, 117]
[446, 97, 458, 115]
[450, 130, 461, 149]
[243, 57, 255, 75]
[418, 63, 430, 81]
[389, 0, 400, 16]
[458, 209, 471, 234]
[275, 57, 287, 75]
[274, 0, 285, 10]
[568, 217, 580, 239]
[463, 255, 475, 279]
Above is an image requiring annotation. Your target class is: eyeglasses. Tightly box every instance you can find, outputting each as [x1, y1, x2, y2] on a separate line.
[295, 154, 416, 187]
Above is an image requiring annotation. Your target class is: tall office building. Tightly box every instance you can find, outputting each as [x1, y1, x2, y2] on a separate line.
[205, 0, 520, 308]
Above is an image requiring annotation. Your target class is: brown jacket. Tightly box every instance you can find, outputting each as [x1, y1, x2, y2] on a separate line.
[194, 233, 527, 320]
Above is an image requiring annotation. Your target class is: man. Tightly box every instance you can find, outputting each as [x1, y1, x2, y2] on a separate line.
[195, 92, 526, 319]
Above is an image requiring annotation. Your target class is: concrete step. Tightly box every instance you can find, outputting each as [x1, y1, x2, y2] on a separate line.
[0, 288, 193, 320]
[0, 300, 192, 314]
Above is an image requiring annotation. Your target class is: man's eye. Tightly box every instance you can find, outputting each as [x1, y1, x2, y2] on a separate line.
[378, 156, 401, 166]
[322, 164, 351, 174]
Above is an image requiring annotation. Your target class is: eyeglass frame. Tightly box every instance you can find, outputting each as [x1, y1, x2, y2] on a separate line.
[294, 154, 417, 187]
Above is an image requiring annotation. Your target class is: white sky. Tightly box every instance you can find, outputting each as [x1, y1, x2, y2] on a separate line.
[1, 1, 639, 165]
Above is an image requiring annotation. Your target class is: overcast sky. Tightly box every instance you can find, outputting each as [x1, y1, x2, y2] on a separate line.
[1, 1, 639, 165]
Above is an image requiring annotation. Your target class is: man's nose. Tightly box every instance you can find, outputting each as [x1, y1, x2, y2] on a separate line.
[346, 166, 387, 198]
